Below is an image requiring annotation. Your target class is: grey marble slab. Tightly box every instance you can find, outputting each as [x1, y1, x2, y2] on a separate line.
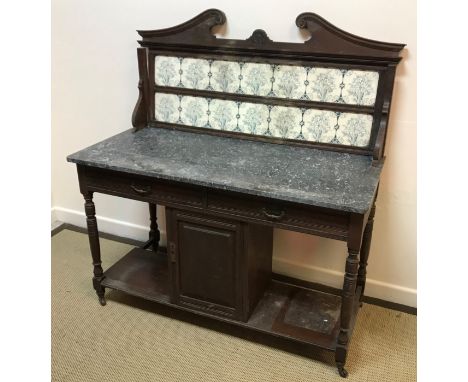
[67, 128, 382, 214]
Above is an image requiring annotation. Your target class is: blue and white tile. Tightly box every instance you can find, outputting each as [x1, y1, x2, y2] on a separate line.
[307, 68, 342, 103]
[269, 106, 302, 139]
[238, 102, 269, 135]
[302, 109, 337, 143]
[155, 56, 180, 87]
[274, 65, 306, 99]
[181, 58, 209, 90]
[155, 93, 179, 123]
[155, 91, 375, 147]
[210, 60, 240, 93]
[180, 96, 208, 127]
[209, 99, 238, 131]
[242, 62, 271, 96]
[342, 71, 379, 106]
[336, 113, 373, 147]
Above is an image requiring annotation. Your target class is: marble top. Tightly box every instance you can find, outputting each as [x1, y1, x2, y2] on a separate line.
[67, 128, 382, 214]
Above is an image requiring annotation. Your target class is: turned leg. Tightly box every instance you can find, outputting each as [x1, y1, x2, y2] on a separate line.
[82, 192, 106, 306]
[335, 247, 360, 378]
[149, 203, 160, 252]
[358, 202, 376, 303]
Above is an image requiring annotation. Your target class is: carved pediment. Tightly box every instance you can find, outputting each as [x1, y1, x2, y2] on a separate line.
[295, 13, 405, 58]
[137, 9, 404, 62]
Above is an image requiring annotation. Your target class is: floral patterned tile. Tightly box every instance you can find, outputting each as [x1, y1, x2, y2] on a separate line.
[154, 56, 379, 106]
[209, 99, 238, 131]
[342, 70, 379, 106]
[302, 109, 337, 143]
[238, 102, 269, 135]
[180, 96, 208, 127]
[155, 92, 373, 147]
[241, 62, 271, 97]
[336, 113, 373, 146]
[210, 60, 240, 93]
[155, 93, 179, 124]
[155, 56, 180, 87]
[307, 68, 343, 103]
[274, 65, 306, 100]
[269, 106, 302, 139]
[181, 58, 210, 90]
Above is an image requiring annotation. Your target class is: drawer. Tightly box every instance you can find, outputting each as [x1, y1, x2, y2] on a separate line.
[81, 167, 204, 208]
[206, 191, 349, 241]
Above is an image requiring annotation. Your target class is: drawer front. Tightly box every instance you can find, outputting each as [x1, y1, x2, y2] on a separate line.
[82, 167, 204, 208]
[206, 192, 349, 241]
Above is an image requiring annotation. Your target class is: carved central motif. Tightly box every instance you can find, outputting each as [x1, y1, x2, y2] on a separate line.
[246, 29, 273, 45]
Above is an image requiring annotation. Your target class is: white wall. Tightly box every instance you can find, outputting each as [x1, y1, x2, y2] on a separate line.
[52, 0, 416, 306]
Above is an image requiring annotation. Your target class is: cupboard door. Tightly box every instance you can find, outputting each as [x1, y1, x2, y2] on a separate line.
[168, 210, 243, 320]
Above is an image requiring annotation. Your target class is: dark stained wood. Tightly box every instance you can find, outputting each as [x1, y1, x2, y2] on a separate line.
[166, 208, 273, 322]
[149, 49, 393, 70]
[380, 64, 399, 156]
[373, 64, 398, 161]
[101, 247, 359, 352]
[295, 13, 404, 59]
[132, 47, 149, 132]
[148, 203, 160, 252]
[81, 191, 106, 306]
[335, 248, 360, 377]
[71, 10, 404, 378]
[81, 165, 205, 209]
[271, 288, 340, 349]
[206, 189, 349, 241]
[243, 223, 273, 315]
[358, 199, 377, 301]
[334, 212, 365, 376]
[102, 248, 170, 302]
[138, 9, 404, 62]
[78, 165, 351, 240]
[168, 209, 243, 319]
[154, 85, 375, 114]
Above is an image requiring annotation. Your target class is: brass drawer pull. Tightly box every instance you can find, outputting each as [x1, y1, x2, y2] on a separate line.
[262, 208, 285, 220]
[130, 183, 151, 195]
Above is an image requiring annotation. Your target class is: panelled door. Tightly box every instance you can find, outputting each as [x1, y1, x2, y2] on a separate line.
[167, 209, 244, 320]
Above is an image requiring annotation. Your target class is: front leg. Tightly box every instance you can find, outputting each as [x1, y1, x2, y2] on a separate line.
[357, 201, 376, 303]
[335, 248, 359, 378]
[82, 192, 106, 306]
[335, 213, 364, 378]
[148, 203, 160, 252]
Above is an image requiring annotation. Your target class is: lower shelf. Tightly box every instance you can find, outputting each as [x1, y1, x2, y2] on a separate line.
[102, 248, 361, 352]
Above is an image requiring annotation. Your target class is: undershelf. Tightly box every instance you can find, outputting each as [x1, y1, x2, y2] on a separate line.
[102, 248, 361, 352]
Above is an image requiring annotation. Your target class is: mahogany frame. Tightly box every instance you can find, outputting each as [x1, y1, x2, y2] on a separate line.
[75, 9, 404, 378]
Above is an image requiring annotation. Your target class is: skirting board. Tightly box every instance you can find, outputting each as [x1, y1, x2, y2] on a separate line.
[273, 257, 416, 307]
[52, 206, 416, 308]
[52, 206, 167, 245]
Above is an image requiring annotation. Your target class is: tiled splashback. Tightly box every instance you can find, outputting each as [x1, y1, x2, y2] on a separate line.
[155, 93, 373, 147]
[155, 56, 379, 106]
[154, 56, 377, 147]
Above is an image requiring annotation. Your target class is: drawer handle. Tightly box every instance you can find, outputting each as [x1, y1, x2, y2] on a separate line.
[262, 208, 285, 220]
[130, 183, 151, 195]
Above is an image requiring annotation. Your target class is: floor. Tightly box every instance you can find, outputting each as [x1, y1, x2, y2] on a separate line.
[51, 228, 416, 382]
